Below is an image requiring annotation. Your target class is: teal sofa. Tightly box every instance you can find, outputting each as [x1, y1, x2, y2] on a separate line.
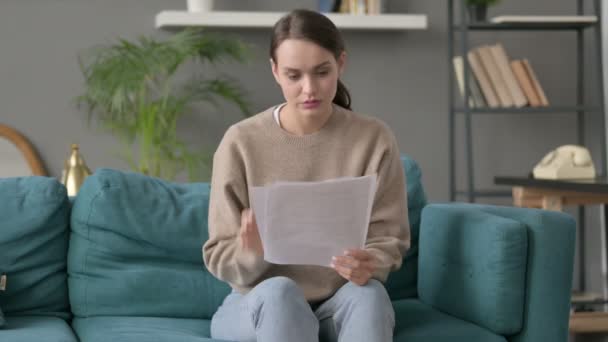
[0, 156, 575, 342]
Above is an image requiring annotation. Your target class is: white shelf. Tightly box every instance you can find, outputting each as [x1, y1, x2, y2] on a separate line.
[155, 11, 428, 31]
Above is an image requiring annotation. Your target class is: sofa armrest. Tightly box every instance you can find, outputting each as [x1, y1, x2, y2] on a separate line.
[418, 203, 575, 342]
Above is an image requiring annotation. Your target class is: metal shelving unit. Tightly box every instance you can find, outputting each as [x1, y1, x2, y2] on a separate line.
[448, 0, 606, 203]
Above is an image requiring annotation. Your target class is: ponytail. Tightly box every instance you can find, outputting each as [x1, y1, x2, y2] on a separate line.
[333, 79, 352, 110]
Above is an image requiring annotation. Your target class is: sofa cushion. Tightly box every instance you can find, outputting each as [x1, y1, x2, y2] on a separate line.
[0, 177, 71, 319]
[384, 155, 427, 300]
[68, 169, 231, 319]
[72, 316, 218, 342]
[393, 299, 507, 342]
[418, 204, 528, 335]
[462, 204, 575, 342]
[0, 316, 78, 342]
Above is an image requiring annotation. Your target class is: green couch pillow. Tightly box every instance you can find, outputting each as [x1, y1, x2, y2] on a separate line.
[69, 168, 231, 320]
[0, 272, 4, 327]
[418, 204, 528, 335]
[0, 177, 71, 319]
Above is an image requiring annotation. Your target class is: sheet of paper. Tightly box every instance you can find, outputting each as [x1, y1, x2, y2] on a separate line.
[250, 174, 376, 267]
[249, 186, 267, 241]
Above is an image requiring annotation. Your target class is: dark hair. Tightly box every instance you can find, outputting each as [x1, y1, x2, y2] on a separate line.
[270, 9, 352, 110]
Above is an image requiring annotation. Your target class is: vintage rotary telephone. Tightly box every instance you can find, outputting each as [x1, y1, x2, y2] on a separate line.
[532, 145, 596, 180]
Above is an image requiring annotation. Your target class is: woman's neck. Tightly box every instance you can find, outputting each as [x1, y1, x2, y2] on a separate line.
[279, 103, 334, 136]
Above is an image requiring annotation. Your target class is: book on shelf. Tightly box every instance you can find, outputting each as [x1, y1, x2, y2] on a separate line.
[365, 0, 386, 14]
[489, 43, 527, 107]
[490, 15, 598, 24]
[476, 45, 514, 107]
[338, 0, 386, 15]
[453, 56, 486, 108]
[511, 60, 542, 107]
[522, 59, 549, 106]
[467, 50, 499, 108]
[457, 42, 550, 109]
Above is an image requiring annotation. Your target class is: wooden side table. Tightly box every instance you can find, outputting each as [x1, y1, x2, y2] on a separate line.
[495, 176, 608, 334]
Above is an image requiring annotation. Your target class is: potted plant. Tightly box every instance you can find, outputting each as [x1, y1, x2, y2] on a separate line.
[77, 29, 250, 181]
[466, 0, 500, 22]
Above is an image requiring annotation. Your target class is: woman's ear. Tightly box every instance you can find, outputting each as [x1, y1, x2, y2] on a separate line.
[270, 58, 280, 84]
[337, 52, 347, 75]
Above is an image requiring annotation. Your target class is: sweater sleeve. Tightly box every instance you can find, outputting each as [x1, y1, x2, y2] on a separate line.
[365, 129, 410, 283]
[202, 127, 271, 287]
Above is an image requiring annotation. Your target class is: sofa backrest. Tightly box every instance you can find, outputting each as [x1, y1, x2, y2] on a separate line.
[0, 177, 71, 319]
[67, 155, 427, 319]
[68, 169, 230, 320]
[384, 155, 427, 300]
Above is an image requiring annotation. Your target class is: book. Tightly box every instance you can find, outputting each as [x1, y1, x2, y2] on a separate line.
[453, 56, 486, 108]
[489, 43, 527, 108]
[469, 73, 486, 107]
[467, 50, 499, 108]
[490, 15, 597, 24]
[511, 60, 542, 107]
[339, 0, 349, 13]
[476, 45, 514, 107]
[365, 0, 385, 14]
[346, 0, 366, 14]
[522, 59, 549, 106]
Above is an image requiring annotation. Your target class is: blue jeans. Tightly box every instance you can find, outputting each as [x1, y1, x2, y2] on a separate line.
[210, 276, 395, 342]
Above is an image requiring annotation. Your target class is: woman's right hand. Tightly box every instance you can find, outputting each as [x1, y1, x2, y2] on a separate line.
[239, 208, 264, 257]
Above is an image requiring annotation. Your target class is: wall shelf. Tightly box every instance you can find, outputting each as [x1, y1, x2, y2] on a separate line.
[155, 11, 428, 31]
[454, 22, 597, 31]
[454, 106, 602, 114]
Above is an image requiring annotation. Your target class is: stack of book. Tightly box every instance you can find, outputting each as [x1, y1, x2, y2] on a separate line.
[319, 0, 386, 15]
[453, 43, 549, 108]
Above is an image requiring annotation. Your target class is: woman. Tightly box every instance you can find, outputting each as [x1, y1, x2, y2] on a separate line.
[203, 9, 410, 342]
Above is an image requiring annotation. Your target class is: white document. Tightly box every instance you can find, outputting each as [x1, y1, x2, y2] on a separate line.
[250, 175, 377, 267]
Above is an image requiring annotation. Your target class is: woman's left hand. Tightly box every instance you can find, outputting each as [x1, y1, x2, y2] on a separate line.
[331, 249, 376, 286]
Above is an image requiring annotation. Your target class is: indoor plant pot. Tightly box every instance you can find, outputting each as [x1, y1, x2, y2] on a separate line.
[187, 0, 214, 12]
[466, 0, 500, 22]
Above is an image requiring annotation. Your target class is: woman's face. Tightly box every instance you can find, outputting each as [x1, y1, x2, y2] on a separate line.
[271, 38, 345, 119]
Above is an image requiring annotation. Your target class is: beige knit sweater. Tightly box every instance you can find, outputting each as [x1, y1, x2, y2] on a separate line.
[203, 105, 410, 303]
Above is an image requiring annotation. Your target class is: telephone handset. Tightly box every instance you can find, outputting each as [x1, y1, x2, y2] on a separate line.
[533, 145, 596, 180]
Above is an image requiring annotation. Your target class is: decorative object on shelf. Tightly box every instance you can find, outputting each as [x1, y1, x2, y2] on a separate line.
[532, 145, 596, 180]
[77, 29, 250, 182]
[61, 144, 92, 197]
[0, 124, 47, 177]
[187, 0, 214, 12]
[465, 0, 500, 22]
